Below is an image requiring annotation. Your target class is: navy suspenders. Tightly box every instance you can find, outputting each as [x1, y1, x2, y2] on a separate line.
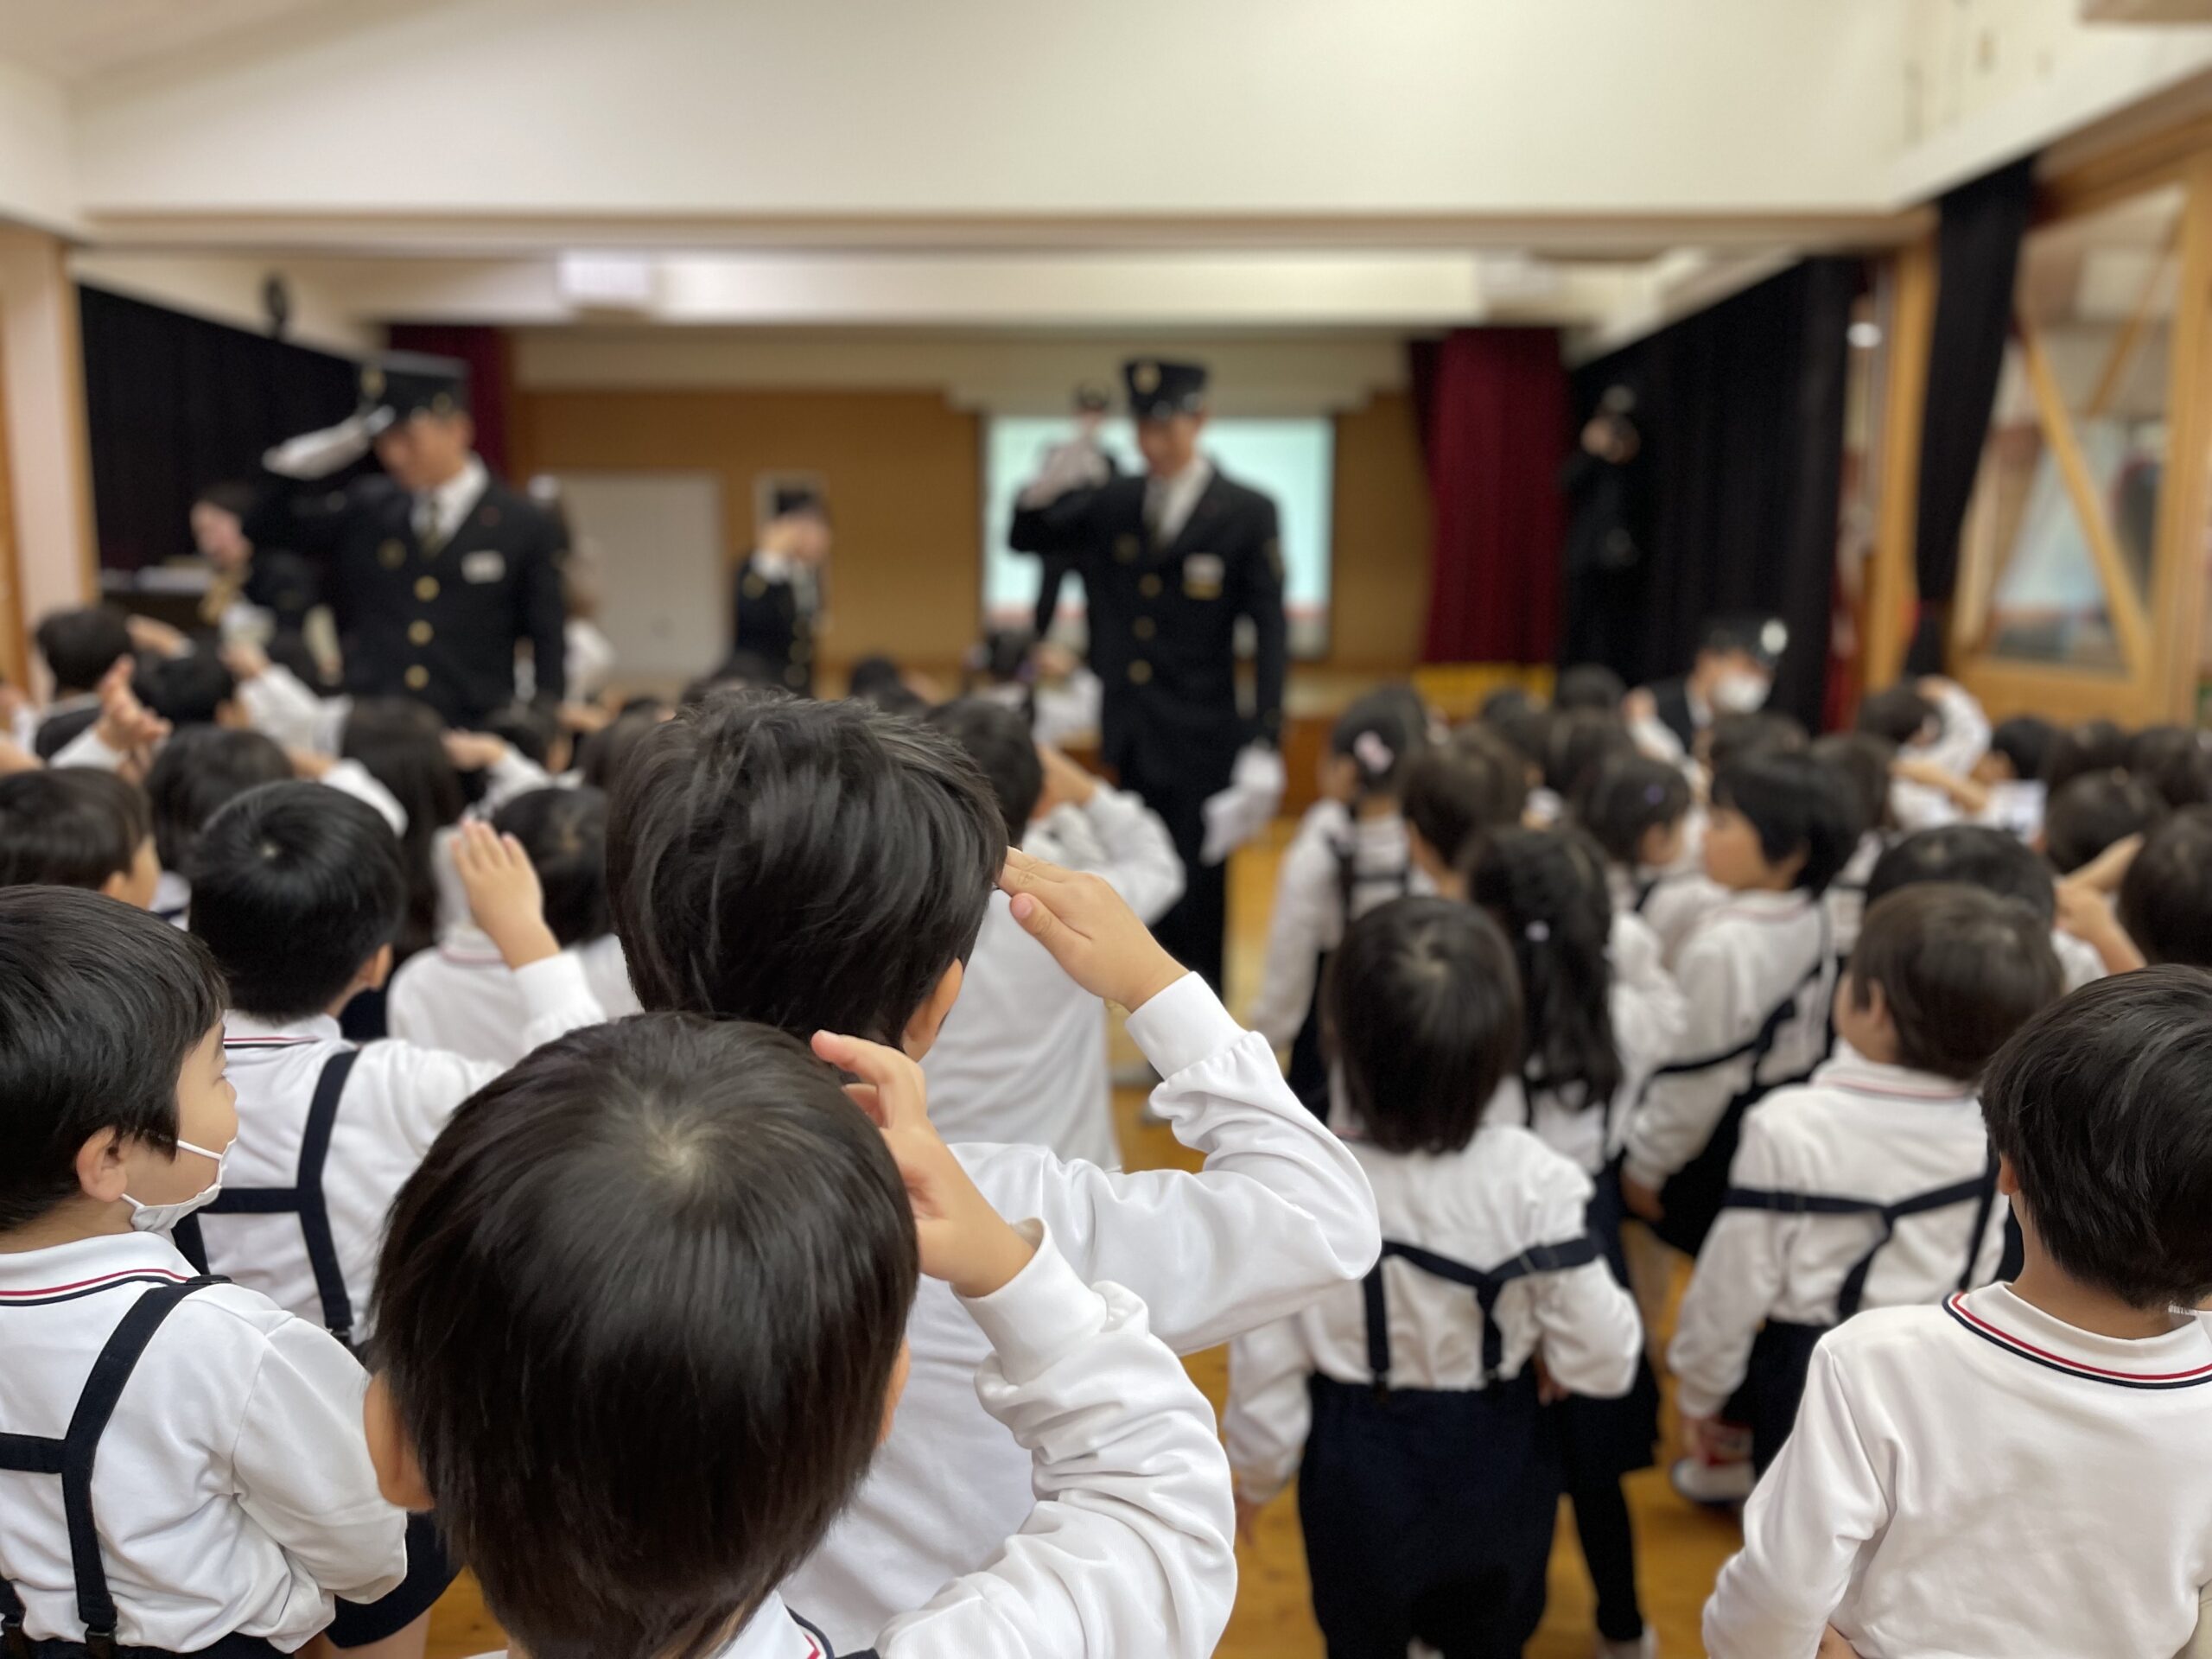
[1643, 922, 1833, 1099]
[0, 1279, 223, 1659]
[1720, 1147, 2003, 1319]
[1361, 1235, 1600, 1398]
[174, 1049, 362, 1351]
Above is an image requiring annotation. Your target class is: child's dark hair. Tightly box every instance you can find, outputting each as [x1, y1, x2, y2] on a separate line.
[577, 702, 671, 795]
[493, 788, 612, 950]
[189, 782, 406, 1020]
[1540, 709, 1633, 804]
[1332, 685, 1428, 804]
[343, 698, 465, 959]
[144, 726, 291, 875]
[1325, 895, 1524, 1156]
[32, 707, 100, 762]
[1402, 727, 1529, 873]
[1810, 732, 1897, 836]
[2118, 805, 2212, 969]
[685, 656, 776, 706]
[1552, 664, 1625, 715]
[1853, 684, 1936, 748]
[1465, 828, 1621, 1110]
[371, 1014, 918, 1659]
[0, 770, 152, 892]
[1987, 715, 2056, 785]
[1571, 751, 1692, 868]
[2043, 771, 2166, 875]
[1980, 967, 2212, 1308]
[1478, 688, 1548, 772]
[1847, 884, 2063, 1081]
[0, 887, 228, 1231]
[34, 607, 130, 695]
[1704, 709, 1808, 777]
[2041, 719, 2129, 795]
[132, 653, 237, 728]
[1864, 824, 2057, 925]
[2126, 725, 2212, 811]
[482, 702, 563, 772]
[925, 698, 1042, 844]
[1710, 751, 1858, 893]
[607, 694, 1006, 1046]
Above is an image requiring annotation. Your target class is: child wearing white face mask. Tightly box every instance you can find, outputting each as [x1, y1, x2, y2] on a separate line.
[0, 887, 405, 1658]
[1624, 615, 1788, 766]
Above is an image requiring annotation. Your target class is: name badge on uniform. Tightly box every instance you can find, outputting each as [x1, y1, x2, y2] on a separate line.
[1183, 552, 1225, 600]
[461, 550, 506, 585]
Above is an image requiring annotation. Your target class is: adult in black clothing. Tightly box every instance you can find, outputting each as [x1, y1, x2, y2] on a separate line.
[1027, 383, 1119, 641]
[247, 353, 568, 728]
[1628, 614, 1789, 761]
[1009, 358, 1286, 990]
[192, 480, 321, 645]
[730, 486, 830, 695]
[1557, 385, 1648, 671]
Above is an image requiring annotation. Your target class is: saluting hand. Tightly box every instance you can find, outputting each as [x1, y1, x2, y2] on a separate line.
[453, 819, 559, 971]
[997, 847, 1185, 1013]
[811, 1030, 1036, 1300]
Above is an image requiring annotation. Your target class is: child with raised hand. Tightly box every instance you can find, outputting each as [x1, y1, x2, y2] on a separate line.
[0, 888, 405, 1654]
[366, 1014, 1236, 1659]
[1670, 885, 2064, 1485]
[604, 693, 1377, 1648]
[1226, 896, 1641, 1659]
[1704, 970, 2212, 1659]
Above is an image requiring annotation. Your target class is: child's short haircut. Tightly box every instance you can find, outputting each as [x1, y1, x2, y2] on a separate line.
[848, 653, 909, 701]
[925, 698, 1043, 844]
[1478, 687, 1549, 771]
[1987, 715, 2056, 784]
[1325, 895, 1524, 1157]
[1552, 663, 1626, 715]
[32, 707, 100, 762]
[372, 1015, 917, 1659]
[1331, 686, 1429, 803]
[1810, 732, 1897, 836]
[34, 606, 131, 694]
[2043, 771, 2167, 875]
[607, 694, 1006, 1045]
[1704, 710, 1809, 777]
[1847, 885, 2063, 1081]
[1541, 709, 1633, 803]
[1853, 684, 1936, 748]
[145, 726, 292, 875]
[1863, 824, 2056, 925]
[1402, 728, 1529, 872]
[2042, 719, 2130, 795]
[493, 787, 612, 950]
[482, 702, 563, 771]
[2126, 725, 2212, 811]
[189, 782, 406, 1020]
[576, 702, 671, 795]
[1710, 751, 1858, 893]
[0, 770, 152, 892]
[2118, 806, 2212, 969]
[1980, 967, 2212, 1308]
[0, 887, 227, 1230]
[1572, 750, 1692, 868]
[133, 653, 238, 727]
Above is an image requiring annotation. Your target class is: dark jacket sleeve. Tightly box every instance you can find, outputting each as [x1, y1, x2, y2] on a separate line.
[520, 513, 569, 704]
[1240, 498, 1288, 746]
[1008, 486, 1099, 558]
[1032, 556, 1073, 639]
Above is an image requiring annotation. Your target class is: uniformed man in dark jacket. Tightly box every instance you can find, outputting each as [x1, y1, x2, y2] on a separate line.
[729, 486, 830, 695]
[1009, 358, 1287, 990]
[1629, 614, 1789, 760]
[247, 353, 568, 727]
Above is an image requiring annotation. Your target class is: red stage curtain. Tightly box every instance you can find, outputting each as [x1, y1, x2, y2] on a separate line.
[1419, 327, 1568, 664]
[386, 323, 515, 479]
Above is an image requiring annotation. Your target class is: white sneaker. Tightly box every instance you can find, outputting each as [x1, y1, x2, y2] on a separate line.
[1669, 1451, 1755, 1506]
[1594, 1630, 1658, 1659]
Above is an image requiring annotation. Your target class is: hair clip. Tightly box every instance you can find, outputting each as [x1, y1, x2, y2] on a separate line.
[1525, 920, 1551, 942]
[1352, 731, 1395, 774]
[1644, 783, 1668, 804]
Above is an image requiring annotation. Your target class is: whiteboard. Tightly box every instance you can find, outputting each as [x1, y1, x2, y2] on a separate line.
[552, 472, 727, 684]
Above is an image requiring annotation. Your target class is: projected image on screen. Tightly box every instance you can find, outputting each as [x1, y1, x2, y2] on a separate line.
[982, 416, 1333, 658]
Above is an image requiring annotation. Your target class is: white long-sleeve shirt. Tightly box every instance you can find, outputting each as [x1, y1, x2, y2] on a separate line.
[1887, 681, 1992, 834]
[1669, 1055, 2007, 1420]
[388, 929, 639, 1065]
[1224, 1122, 1641, 1505]
[1704, 1284, 2212, 1659]
[921, 787, 1184, 1164]
[1624, 890, 1834, 1192]
[477, 1225, 1235, 1659]
[1484, 910, 1688, 1176]
[785, 973, 1380, 1648]
[1249, 800, 1428, 1052]
[196, 955, 607, 1339]
[0, 1233, 405, 1650]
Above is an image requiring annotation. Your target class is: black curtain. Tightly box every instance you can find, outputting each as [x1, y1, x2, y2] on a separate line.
[1908, 156, 2037, 673]
[79, 286, 359, 573]
[1566, 257, 1859, 730]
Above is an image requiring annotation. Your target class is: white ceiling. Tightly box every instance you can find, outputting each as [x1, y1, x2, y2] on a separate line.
[0, 0, 368, 82]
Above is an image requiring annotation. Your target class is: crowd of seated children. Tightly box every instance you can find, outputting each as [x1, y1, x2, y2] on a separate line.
[918, 698, 1183, 1163]
[1808, 732, 1896, 957]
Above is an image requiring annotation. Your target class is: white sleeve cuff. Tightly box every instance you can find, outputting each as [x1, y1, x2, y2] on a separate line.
[1123, 973, 1246, 1078]
[958, 1220, 1107, 1386]
[513, 950, 593, 1013]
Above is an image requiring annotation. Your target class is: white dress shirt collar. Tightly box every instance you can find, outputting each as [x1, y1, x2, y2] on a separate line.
[224, 1010, 346, 1045]
[417, 455, 488, 545]
[1144, 455, 1214, 546]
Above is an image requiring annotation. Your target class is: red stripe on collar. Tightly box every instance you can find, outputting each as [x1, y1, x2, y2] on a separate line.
[1946, 1294, 2212, 1386]
[224, 1036, 321, 1048]
[0, 1266, 191, 1300]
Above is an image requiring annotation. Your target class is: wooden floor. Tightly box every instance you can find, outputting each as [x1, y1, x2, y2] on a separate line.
[427, 828, 1742, 1659]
